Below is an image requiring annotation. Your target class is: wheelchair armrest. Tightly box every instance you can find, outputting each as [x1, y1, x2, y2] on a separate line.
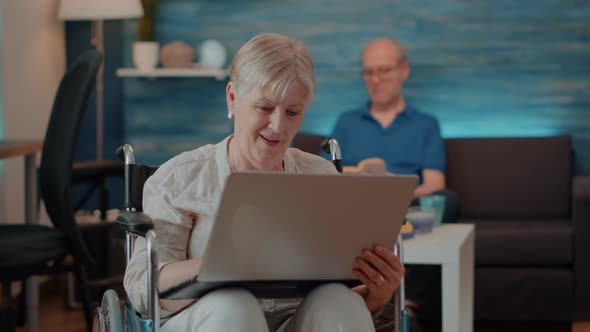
[116, 211, 154, 237]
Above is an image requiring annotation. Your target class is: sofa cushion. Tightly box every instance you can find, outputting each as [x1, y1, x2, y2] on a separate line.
[475, 267, 573, 321]
[463, 219, 573, 266]
[446, 136, 572, 219]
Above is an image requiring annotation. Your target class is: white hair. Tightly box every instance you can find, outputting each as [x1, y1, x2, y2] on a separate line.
[230, 33, 315, 105]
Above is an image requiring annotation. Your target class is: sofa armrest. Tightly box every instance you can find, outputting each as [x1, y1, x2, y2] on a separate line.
[432, 188, 460, 224]
[573, 175, 590, 320]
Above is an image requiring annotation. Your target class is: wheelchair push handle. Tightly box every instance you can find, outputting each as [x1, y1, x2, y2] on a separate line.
[321, 137, 343, 173]
[116, 144, 136, 165]
[117, 144, 139, 211]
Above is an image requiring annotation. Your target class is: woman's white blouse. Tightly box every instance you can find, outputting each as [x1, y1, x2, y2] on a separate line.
[124, 136, 338, 318]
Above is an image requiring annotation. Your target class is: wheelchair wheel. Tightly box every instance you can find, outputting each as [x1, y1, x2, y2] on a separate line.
[93, 307, 105, 332]
[101, 289, 123, 332]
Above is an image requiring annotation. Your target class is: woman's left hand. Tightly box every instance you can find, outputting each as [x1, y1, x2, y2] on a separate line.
[351, 245, 405, 313]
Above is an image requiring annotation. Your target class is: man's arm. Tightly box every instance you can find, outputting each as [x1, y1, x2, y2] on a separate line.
[416, 116, 446, 198]
[413, 168, 445, 198]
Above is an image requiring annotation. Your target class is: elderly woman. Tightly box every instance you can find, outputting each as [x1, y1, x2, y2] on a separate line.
[124, 33, 405, 332]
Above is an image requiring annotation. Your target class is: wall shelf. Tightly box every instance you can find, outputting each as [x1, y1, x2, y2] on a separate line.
[116, 66, 229, 80]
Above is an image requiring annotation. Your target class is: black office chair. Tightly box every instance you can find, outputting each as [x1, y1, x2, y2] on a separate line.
[72, 160, 124, 220]
[0, 49, 103, 332]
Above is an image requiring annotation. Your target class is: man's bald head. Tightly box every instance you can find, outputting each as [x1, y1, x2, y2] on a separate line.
[362, 38, 407, 65]
[361, 38, 410, 109]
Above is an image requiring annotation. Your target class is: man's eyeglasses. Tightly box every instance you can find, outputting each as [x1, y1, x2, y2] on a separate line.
[361, 66, 399, 79]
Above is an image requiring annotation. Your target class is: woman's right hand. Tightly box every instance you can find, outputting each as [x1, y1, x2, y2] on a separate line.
[158, 258, 202, 313]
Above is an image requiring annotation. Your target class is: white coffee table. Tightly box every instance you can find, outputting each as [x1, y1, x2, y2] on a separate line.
[402, 223, 475, 332]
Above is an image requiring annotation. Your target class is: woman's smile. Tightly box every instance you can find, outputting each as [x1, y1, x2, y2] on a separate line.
[259, 134, 281, 148]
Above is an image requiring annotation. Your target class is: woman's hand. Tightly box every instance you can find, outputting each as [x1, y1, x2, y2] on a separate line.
[351, 245, 405, 313]
[159, 258, 202, 313]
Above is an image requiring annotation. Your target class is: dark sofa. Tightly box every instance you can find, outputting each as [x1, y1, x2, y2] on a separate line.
[292, 134, 590, 323]
[445, 136, 590, 323]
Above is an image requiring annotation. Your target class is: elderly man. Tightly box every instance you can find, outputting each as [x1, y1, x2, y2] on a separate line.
[327, 38, 452, 330]
[330, 38, 445, 198]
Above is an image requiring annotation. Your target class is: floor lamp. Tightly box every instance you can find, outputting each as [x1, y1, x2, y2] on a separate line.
[58, 0, 143, 160]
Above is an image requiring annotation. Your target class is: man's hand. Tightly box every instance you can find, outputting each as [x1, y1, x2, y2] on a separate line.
[413, 169, 445, 198]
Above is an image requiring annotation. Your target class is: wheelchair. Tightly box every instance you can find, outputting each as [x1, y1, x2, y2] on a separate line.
[95, 138, 410, 332]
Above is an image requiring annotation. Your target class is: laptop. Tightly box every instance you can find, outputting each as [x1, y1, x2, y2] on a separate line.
[160, 172, 418, 299]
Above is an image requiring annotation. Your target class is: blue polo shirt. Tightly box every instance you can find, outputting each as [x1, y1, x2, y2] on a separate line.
[328, 104, 445, 181]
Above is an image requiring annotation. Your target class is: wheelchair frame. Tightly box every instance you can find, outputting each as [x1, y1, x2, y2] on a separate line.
[96, 140, 409, 332]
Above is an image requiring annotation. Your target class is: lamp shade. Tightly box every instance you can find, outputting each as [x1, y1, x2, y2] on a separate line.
[58, 0, 143, 21]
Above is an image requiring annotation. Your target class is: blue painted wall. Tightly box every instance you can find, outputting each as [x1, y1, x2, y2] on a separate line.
[121, 0, 590, 172]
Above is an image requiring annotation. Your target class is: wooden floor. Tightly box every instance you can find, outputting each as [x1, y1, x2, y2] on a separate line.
[16, 289, 86, 332]
[11, 288, 590, 332]
[576, 323, 590, 332]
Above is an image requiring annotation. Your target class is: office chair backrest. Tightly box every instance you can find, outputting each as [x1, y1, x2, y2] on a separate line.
[39, 49, 102, 266]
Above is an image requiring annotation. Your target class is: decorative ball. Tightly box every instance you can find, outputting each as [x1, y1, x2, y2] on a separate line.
[160, 41, 195, 68]
[199, 39, 227, 69]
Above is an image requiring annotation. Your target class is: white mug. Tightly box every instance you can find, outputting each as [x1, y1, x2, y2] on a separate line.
[133, 42, 160, 71]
